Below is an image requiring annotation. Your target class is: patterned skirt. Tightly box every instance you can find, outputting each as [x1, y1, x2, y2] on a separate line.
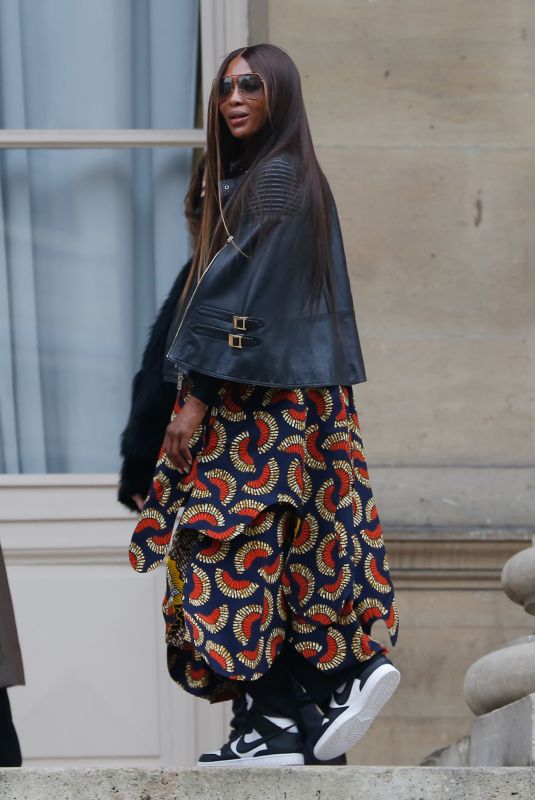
[129, 380, 399, 702]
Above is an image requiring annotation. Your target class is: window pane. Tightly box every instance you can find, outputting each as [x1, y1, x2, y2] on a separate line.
[0, 0, 199, 130]
[0, 0, 200, 473]
[0, 146, 195, 473]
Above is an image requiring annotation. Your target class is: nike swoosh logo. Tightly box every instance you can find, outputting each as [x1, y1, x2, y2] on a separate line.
[231, 738, 269, 756]
[233, 723, 297, 755]
[333, 682, 354, 706]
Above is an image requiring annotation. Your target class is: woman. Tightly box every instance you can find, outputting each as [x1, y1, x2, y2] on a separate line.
[0, 542, 24, 767]
[119, 156, 344, 765]
[129, 43, 400, 767]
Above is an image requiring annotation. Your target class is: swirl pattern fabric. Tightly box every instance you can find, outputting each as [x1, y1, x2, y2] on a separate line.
[129, 381, 398, 701]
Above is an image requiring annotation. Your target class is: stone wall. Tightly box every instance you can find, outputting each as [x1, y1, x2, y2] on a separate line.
[251, 0, 534, 522]
[250, 0, 535, 765]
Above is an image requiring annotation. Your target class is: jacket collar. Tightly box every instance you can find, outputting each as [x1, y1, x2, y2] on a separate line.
[220, 171, 247, 203]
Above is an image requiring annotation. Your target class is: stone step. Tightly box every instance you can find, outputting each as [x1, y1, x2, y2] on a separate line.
[1, 767, 535, 800]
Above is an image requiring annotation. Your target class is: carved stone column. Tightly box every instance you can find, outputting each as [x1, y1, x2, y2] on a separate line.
[464, 543, 535, 717]
[424, 541, 535, 766]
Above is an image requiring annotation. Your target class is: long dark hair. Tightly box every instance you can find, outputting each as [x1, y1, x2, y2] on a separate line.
[179, 44, 336, 319]
[184, 153, 205, 243]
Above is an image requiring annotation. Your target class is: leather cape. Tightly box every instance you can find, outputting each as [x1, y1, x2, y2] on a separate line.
[164, 154, 367, 389]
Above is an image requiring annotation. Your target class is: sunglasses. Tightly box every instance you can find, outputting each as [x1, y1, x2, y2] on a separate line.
[216, 72, 264, 102]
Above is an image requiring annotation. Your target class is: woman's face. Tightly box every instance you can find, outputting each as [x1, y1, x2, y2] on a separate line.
[218, 56, 268, 140]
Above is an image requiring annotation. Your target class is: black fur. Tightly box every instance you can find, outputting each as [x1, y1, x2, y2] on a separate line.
[117, 261, 190, 510]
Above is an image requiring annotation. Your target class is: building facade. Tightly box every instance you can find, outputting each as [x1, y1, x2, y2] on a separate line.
[1, 0, 533, 766]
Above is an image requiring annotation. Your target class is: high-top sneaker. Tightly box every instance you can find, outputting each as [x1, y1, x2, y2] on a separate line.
[313, 656, 400, 761]
[197, 694, 305, 767]
[291, 679, 347, 765]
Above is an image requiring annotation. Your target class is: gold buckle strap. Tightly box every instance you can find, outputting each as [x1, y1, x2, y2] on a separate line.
[228, 333, 243, 349]
[232, 315, 248, 331]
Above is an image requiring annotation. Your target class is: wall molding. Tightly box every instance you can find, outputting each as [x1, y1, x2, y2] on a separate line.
[1, 473, 532, 590]
[5, 537, 530, 590]
[388, 537, 531, 590]
[0, 129, 205, 148]
[4, 547, 132, 566]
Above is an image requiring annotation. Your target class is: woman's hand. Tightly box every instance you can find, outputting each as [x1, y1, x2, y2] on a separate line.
[162, 396, 208, 472]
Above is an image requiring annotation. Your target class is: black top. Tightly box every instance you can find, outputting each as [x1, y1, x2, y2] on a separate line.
[188, 371, 223, 405]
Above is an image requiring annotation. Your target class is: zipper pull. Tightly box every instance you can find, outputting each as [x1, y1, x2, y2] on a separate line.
[227, 235, 234, 243]
[177, 370, 184, 393]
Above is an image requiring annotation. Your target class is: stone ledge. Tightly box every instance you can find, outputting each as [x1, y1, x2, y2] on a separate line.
[1, 767, 535, 800]
[470, 693, 535, 767]
[422, 694, 535, 768]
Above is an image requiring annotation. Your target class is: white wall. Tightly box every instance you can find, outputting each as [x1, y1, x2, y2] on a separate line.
[1, 475, 231, 768]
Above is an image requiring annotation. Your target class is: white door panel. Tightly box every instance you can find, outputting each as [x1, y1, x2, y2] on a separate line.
[1, 475, 229, 767]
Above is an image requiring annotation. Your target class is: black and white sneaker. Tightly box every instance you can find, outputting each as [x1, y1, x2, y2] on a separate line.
[291, 680, 348, 765]
[313, 656, 400, 761]
[197, 695, 305, 767]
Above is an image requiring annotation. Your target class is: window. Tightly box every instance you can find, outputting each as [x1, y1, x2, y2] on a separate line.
[0, 0, 248, 475]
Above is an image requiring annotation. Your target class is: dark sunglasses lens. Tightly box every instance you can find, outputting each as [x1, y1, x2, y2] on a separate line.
[218, 77, 233, 97]
[238, 74, 263, 98]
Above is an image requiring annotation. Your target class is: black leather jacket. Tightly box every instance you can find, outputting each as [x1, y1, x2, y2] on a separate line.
[164, 154, 366, 389]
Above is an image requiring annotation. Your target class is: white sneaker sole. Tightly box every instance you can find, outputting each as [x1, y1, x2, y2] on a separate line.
[197, 752, 305, 768]
[313, 664, 400, 761]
